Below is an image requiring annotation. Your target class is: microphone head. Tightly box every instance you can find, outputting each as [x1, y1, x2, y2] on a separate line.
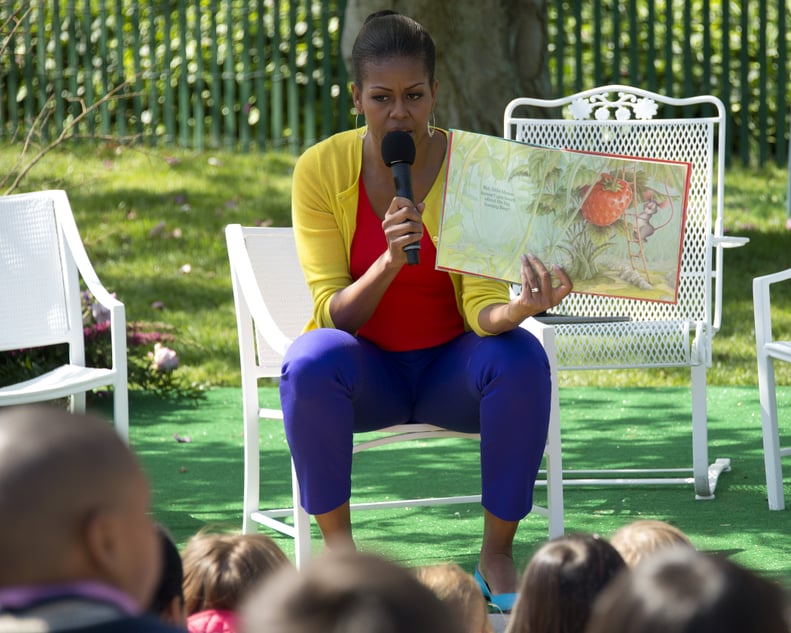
[381, 131, 416, 167]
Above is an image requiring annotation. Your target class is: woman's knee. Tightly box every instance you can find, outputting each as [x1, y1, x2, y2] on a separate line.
[476, 328, 550, 376]
[282, 328, 361, 387]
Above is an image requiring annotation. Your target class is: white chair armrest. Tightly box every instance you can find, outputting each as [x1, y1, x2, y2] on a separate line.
[754, 268, 791, 289]
[520, 316, 558, 366]
[52, 190, 127, 372]
[753, 268, 791, 348]
[521, 315, 553, 341]
[226, 224, 294, 357]
[83, 282, 123, 312]
[712, 235, 750, 248]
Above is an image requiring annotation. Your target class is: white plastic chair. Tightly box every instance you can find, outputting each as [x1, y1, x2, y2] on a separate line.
[0, 190, 128, 440]
[225, 224, 564, 568]
[504, 85, 748, 498]
[753, 268, 791, 510]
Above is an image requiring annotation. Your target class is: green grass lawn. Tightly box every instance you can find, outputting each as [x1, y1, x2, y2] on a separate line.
[3, 141, 790, 389]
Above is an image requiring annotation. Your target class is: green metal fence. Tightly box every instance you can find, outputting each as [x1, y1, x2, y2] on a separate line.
[0, 0, 350, 153]
[548, 1, 790, 166]
[1, 1, 789, 165]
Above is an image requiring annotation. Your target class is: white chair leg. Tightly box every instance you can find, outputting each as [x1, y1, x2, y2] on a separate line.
[691, 363, 714, 499]
[71, 391, 87, 414]
[758, 354, 785, 510]
[242, 411, 261, 535]
[113, 385, 129, 443]
[291, 459, 313, 569]
[521, 316, 564, 538]
[545, 390, 564, 538]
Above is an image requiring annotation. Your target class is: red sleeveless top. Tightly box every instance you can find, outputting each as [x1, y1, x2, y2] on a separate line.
[349, 179, 465, 351]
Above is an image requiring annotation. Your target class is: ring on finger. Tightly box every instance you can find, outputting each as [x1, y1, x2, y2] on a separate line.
[530, 287, 540, 294]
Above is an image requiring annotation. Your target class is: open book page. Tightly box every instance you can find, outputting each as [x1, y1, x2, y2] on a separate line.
[436, 129, 692, 303]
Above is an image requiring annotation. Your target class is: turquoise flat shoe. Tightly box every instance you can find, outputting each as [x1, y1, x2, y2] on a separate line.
[474, 565, 517, 613]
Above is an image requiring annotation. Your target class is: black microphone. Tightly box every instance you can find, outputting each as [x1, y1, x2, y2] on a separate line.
[381, 130, 420, 265]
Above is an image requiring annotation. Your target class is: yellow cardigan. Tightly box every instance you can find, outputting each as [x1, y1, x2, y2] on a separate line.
[291, 128, 510, 337]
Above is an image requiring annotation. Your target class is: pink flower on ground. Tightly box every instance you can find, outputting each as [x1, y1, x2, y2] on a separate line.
[149, 342, 179, 372]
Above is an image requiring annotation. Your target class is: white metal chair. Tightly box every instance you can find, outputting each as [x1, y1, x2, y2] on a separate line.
[504, 85, 748, 498]
[225, 224, 564, 568]
[0, 190, 128, 440]
[753, 268, 791, 510]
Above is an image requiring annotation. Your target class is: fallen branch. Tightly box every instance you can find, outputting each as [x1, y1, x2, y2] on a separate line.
[2, 81, 138, 195]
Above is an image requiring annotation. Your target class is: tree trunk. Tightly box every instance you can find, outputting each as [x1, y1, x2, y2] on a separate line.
[341, 0, 555, 135]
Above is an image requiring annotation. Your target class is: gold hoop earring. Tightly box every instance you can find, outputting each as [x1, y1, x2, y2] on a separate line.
[427, 111, 436, 138]
[355, 113, 367, 139]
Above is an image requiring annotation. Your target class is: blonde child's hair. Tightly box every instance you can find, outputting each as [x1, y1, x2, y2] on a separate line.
[609, 519, 694, 568]
[414, 563, 493, 633]
[182, 531, 292, 615]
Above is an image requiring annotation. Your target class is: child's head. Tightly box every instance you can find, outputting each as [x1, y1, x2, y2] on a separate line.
[609, 519, 694, 568]
[0, 405, 161, 609]
[239, 550, 461, 633]
[507, 533, 626, 633]
[181, 531, 292, 615]
[585, 547, 791, 633]
[148, 523, 187, 627]
[414, 563, 493, 633]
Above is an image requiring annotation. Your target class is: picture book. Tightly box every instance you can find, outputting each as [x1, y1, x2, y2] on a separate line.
[436, 129, 693, 303]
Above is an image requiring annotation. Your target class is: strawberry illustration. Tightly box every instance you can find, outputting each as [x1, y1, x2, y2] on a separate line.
[580, 174, 633, 227]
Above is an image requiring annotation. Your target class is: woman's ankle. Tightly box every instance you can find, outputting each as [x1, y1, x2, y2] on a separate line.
[478, 551, 517, 595]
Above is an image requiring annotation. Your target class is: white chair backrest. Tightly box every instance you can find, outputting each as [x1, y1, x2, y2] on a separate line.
[505, 86, 721, 326]
[0, 192, 81, 352]
[228, 226, 313, 376]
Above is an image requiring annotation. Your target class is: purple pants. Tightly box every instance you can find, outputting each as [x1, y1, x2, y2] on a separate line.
[279, 327, 551, 521]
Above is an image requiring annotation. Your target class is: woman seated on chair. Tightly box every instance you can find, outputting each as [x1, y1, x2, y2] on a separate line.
[281, 10, 573, 613]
